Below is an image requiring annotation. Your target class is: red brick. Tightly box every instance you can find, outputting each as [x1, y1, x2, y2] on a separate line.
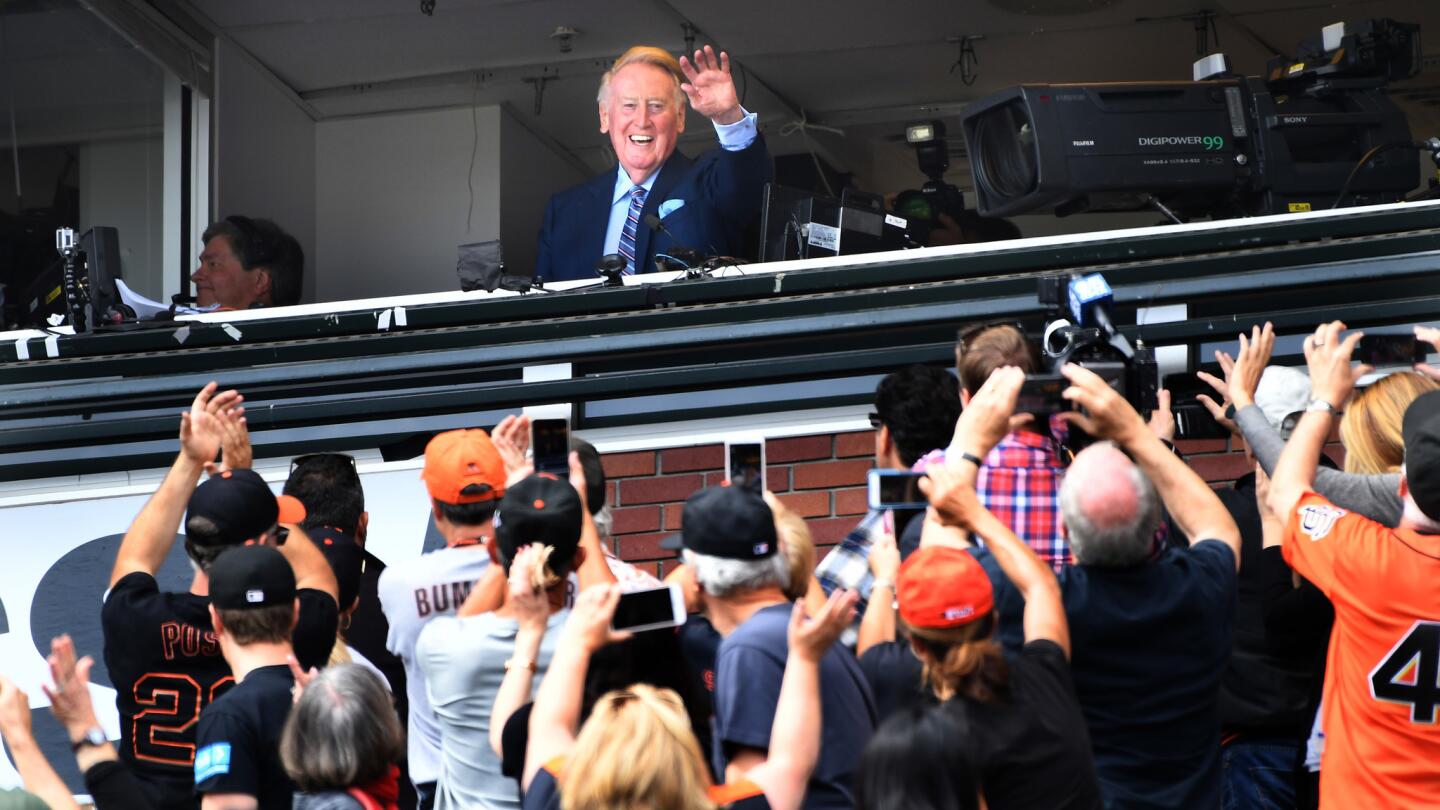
[805, 516, 859, 545]
[1175, 438, 1230, 455]
[658, 558, 681, 578]
[767, 435, 832, 464]
[766, 466, 791, 492]
[663, 504, 684, 531]
[834, 487, 869, 516]
[604, 482, 616, 507]
[792, 459, 873, 490]
[619, 474, 704, 505]
[610, 505, 661, 535]
[616, 531, 677, 561]
[1186, 452, 1254, 483]
[835, 431, 877, 458]
[660, 444, 723, 473]
[602, 451, 655, 479]
[776, 490, 831, 518]
[815, 545, 834, 563]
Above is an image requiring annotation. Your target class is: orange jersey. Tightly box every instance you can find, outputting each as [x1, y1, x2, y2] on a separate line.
[1283, 492, 1440, 809]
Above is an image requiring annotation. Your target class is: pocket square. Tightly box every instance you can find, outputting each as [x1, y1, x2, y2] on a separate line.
[659, 199, 686, 218]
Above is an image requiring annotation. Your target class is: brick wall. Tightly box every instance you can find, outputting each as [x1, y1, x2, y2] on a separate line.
[602, 429, 1348, 579]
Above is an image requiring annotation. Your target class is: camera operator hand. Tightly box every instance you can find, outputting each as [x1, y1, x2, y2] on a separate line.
[950, 366, 1027, 462]
[1058, 363, 1150, 448]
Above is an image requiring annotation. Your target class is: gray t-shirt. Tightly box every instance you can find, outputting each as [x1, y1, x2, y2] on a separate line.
[416, 608, 569, 810]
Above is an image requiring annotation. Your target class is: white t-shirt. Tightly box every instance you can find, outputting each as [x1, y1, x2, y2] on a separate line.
[377, 546, 493, 786]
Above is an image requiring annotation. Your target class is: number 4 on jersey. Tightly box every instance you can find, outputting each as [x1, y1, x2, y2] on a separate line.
[1370, 622, 1440, 724]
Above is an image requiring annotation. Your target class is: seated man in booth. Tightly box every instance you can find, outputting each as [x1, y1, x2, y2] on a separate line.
[535, 45, 772, 283]
[193, 216, 304, 310]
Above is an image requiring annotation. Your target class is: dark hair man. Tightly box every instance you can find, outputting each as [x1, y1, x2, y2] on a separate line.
[535, 45, 771, 282]
[815, 365, 960, 641]
[670, 486, 876, 809]
[194, 545, 320, 810]
[102, 383, 338, 810]
[976, 365, 1241, 809]
[416, 474, 586, 810]
[194, 216, 303, 309]
[1268, 321, 1440, 808]
[377, 429, 507, 809]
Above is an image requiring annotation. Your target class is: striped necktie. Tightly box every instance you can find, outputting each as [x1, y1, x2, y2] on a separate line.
[617, 186, 648, 274]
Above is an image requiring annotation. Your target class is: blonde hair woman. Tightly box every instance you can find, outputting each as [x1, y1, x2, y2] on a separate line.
[521, 584, 856, 810]
[1339, 371, 1439, 473]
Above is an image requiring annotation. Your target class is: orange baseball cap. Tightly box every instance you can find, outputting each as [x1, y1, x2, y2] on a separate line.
[421, 429, 506, 504]
[897, 546, 994, 629]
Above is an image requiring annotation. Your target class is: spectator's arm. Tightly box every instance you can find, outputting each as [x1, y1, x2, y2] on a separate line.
[112, 382, 241, 587]
[1060, 364, 1240, 563]
[856, 534, 899, 656]
[458, 563, 507, 618]
[1270, 323, 1370, 518]
[41, 635, 120, 778]
[524, 585, 630, 791]
[489, 547, 550, 757]
[0, 677, 81, 810]
[744, 592, 857, 810]
[202, 794, 258, 810]
[278, 525, 338, 602]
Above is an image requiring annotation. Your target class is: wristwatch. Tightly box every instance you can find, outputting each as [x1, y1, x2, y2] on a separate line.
[1305, 398, 1338, 415]
[71, 726, 106, 751]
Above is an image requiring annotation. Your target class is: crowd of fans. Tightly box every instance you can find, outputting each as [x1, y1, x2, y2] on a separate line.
[0, 316, 1437, 810]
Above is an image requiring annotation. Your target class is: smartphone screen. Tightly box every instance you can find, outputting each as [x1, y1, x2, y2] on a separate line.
[1358, 334, 1426, 366]
[1017, 374, 1068, 414]
[611, 585, 684, 632]
[727, 441, 765, 495]
[868, 470, 928, 510]
[532, 418, 570, 475]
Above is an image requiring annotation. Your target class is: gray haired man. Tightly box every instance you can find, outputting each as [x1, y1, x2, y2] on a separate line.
[663, 486, 875, 810]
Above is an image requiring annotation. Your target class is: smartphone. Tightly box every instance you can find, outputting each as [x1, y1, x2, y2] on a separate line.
[1358, 334, 1426, 366]
[725, 439, 766, 495]
[532, 418, 570, 475]
[1163, 371, 1231, 440]
[611, 584, 688, 633]
[868, 469, 928, 510]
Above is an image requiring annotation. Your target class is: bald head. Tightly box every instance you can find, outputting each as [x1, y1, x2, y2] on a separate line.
[1061, 441, 1159, 567]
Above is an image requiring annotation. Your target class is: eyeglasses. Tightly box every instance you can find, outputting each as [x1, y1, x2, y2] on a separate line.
[956, 320, 1027, 354]
[288, 453, 357, 478]
[867, 412, 884, 429]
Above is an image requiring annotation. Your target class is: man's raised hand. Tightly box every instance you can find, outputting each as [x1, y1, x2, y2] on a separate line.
[1059, 363, 1149, 446]
[179, 382, 244, 465]
[679, 45, 742, 125]
[952, 366, 1026, 460]
[1303, 321, 1369, 408]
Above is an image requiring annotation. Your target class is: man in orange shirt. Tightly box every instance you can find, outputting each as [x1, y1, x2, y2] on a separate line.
[1268, 320, 1440, 809]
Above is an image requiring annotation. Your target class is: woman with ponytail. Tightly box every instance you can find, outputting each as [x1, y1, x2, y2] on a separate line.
[874, 365, 1102, 810]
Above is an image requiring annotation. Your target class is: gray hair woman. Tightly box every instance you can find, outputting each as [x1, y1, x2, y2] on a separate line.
[283, 664, 404, 809]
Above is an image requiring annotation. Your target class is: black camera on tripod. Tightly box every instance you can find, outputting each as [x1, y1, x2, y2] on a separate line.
[1017, 272, 1159, 421]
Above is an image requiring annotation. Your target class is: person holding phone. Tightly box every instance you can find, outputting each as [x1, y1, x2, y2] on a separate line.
[522, 583, 858, 810]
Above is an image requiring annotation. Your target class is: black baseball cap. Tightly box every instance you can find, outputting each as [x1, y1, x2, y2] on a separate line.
[1403, 390, 1440, 521]
[208, 545, 296, 610]
[662, 485, 777, 560]
[313, 526, 363, 610]
[494, 474, 583, 562]
[187, 469, 306, 546]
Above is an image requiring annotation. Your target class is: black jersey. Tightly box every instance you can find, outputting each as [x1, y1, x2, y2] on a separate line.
[101, 572, 338, 809]
[194, 665, 300, 810]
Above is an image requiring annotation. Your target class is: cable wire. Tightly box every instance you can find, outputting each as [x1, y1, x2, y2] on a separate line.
[1331, 141, 1421, 209]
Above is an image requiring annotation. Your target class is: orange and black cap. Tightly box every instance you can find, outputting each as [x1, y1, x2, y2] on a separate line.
[187, 469, 306, 547]
[421, 429, 506, 505]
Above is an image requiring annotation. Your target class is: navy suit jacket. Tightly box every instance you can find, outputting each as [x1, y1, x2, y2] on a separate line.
[534, 134, 771, 283]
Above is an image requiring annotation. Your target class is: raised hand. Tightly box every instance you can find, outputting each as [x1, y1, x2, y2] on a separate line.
[204, 405, 252, 476]
[1303, 321, 1370, 408]
[1415, 325, 1440, 381]
[920, 461, 981, 530]
[1147, 389, 1176, 443]
[679, 45, 742, 125]
[492, 414, 532, 478]
[508, 544, 553, 631]
[286, 654, 320, 704]
[42, 634, 100, 736]
[867, 532, 900, 582]
[562, 584, 632, 654]
[179, 382, 244, 465]
[788, 589, 858, 663]
[1059, 363, 1149, 447]
[952, 366, 1026, 460]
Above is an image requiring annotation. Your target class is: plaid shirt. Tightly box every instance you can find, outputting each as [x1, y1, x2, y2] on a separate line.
[917, 430, 1071, 571]
[814, 508, 891, 647]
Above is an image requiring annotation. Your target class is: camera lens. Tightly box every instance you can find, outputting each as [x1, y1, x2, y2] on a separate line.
[975, 101, 1039, 203]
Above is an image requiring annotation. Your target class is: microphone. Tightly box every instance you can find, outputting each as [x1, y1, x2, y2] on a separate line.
[595, 254, 627, 287]
[643, 214, 704, 275]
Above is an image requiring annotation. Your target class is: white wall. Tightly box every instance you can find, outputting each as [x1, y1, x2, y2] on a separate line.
[213, 39, 317, 302]
[316, 106, 502, 300]
[499, 108, 586, 276]
[79, 137, 164, 299]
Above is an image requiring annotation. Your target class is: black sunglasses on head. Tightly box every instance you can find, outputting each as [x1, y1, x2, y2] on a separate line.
[289, 453, 357, 478]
